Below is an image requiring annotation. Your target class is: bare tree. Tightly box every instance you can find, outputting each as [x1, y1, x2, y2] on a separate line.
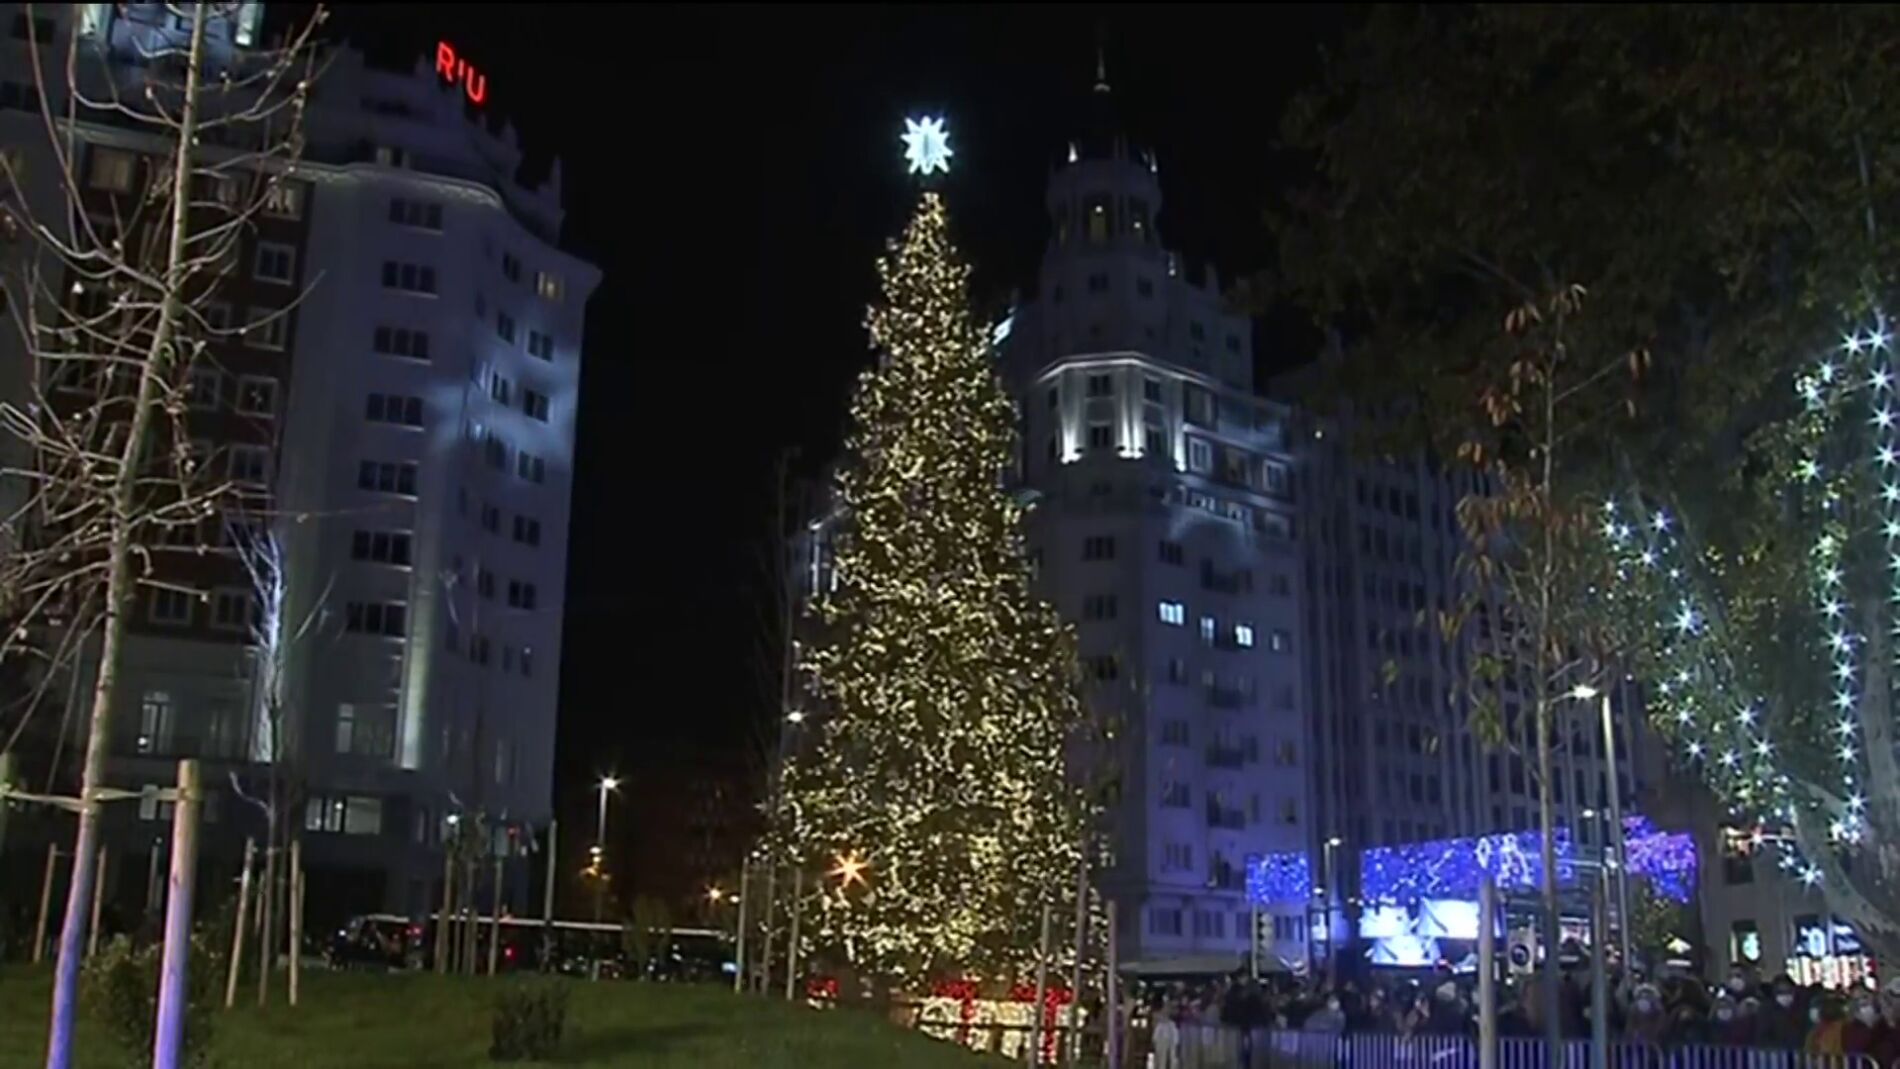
[0, 5, 325, 1062]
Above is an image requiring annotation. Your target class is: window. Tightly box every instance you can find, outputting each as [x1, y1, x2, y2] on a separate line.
[1278, 797, 1299, 826]
[527, 331, 554, 360]
[1086, 422, 1111, 449]
[1234, 623, 1255, 648]
[516, 452, 547, 484]
[477, 569, 496, 599]
[512, 515, 542, 547]
[334, 704, 394, 759]
[388, 197, 443, 230]
[357, 460, 418, 496]
[11, 12, 54, 42]
[372, 325, 431, 360]
[1144, 425, 1166, 457]
[535, 270, 564, 301]
[1199, 616, 1217, 644]
[1187, 438, 1212, 473]
[150, 588, 192, 626]
[521, 646, 535, 677]
[1161, 721, 1190, 747]
[1165, 657, 1187, 684]
[1157, 601, 1184, 626]
[187, 367, 221, 410]
[228, 444, 269, 485]
[1083, 594, 1117, 621]
[522, 389, 550, 422]
[1081, 535, 1116, 561]
[253, 242, 295, 284]
[1136, 277, 1154, 298]
[1150, 908, 1184, 937]
[481, 503, 501, 533]
[1085, 655, 1119, 681]
[381, 260, 437, 295]
[1087, 273, 1109, 294]
[1274, 740, 1297, 767]
[89, 147, 136, 192]
[1142, 378, 1162, 403]
[501, 252, 522, 282]
[506, 580, 538, 610]
[1262, 463, 1290, 497]
[489, 373, 512, 405]
[137, 690, 174, 754]
[236, 375, 277, 416]
[1159, 540, 1184, 565]
[202, 302, 233, 332]
[1086, 373, 1112, 398]
[1269, 629, 1292, 653]
[211, 589, 252, 631]
[263, 182, 304, 219]
[365, 392, 424, 427]
[343, 601, 408, 637]
[1730, 920, 1762, 965]
[350, 529, 413, 566]
[1160, 782, 1191, 808]
[496, 313, 517, 343]
[1163, 842, 1192, 871]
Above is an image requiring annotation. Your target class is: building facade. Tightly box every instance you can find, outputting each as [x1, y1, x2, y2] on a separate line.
[0, 4, 596, 921]
[997, 86, 1311, 969]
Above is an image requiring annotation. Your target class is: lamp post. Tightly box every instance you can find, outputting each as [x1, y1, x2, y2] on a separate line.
[593, 776, 618, 923]
[1572, 683, 1632, 971]
[1317, 835, 1343, 967]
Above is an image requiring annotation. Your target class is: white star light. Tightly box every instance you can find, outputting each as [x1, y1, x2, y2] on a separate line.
[1875, 368, 1894, 391]
[901, 116, 953, 176]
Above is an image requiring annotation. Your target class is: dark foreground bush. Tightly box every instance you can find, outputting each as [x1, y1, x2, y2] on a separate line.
[489, 980, 570, 1062]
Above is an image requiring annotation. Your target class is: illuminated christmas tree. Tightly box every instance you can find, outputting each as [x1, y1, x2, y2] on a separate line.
[1605, 315, 1900, 962]
[784, 189, 1088, 984]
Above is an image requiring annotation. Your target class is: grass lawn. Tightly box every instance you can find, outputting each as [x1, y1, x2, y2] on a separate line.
[0, 966, 1008, 1068]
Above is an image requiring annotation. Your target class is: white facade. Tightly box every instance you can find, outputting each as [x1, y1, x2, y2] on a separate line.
[1000, 94, 1310, 968]
[0, 5, 597, 915]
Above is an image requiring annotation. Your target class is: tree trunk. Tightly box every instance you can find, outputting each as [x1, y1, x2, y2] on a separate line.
[45, 14, 208, 1066]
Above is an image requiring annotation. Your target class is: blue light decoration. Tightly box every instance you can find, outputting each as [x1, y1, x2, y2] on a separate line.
[1620, 816, 1697, 904]
[1245, 850, 1311, 904]
[1360, 829, 1575, 903]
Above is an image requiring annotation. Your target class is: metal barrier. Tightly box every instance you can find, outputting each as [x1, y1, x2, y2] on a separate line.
[1156, 1027, 1881, 1069]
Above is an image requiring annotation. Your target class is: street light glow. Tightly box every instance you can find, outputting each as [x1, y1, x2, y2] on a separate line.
[1571, 683, 1600, 700]
[599, 775, 620, 792]
[830, 851, 869, 887]
[786, 710, 806, 724]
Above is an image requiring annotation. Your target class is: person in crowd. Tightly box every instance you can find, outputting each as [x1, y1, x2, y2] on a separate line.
[1150, 997, 1182, 1069]
[1709, 992, 1754, 1046]
[1624, 982, 1671, 1046]
[1755, 976, 1807, 1049]
[1303, 991, 1348, 1034]
[1806, 994, 1848, 1056]
[1843, 992, 1898, 1066]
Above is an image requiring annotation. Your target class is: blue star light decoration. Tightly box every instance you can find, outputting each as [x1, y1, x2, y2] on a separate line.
[901, 115, 953, 177]
[1602, 315, 1897, 894]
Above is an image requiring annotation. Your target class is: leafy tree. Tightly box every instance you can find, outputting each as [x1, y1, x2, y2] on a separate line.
[783, 192, 1088, 985]
[1274, 0, 1900, 996]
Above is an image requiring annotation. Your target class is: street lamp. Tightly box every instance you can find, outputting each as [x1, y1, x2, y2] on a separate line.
[1569, 683, 1631, 971]
[592, 776, 619, 923]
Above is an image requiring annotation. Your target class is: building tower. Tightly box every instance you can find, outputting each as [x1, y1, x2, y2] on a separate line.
[998, 71, 1311, 969]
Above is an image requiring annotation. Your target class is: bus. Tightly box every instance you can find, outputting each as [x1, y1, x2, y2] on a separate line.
[326, 913, 735, 981]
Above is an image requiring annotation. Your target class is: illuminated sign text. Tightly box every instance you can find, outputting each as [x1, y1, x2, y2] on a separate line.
[434, 41, 487, 106]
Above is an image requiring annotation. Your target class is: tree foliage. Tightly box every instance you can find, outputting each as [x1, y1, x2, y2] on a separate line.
[1276, 3, 1900, 962]
[783, 193, 1088, 984]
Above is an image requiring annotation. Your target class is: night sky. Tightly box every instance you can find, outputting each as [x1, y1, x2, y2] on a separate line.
[335, 3, 1341, 889]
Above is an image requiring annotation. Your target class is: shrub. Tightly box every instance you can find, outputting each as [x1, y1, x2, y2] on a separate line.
[82, 932, 221, 1068]
[489, 980, 570, 1062]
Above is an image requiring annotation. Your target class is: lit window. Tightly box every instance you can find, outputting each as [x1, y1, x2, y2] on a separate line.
[263, 182, 304, 219]
[236, 375, 277, 416]
[1234, 623, 1255, 648]
[1157, 601, 1184, 626]
[1199, 616, 1216, 644]
[228, 445, 270, 485]
[535, 271, 563, 301]
[137, 690, 174, 754]
[1187, 438, 1212, 473]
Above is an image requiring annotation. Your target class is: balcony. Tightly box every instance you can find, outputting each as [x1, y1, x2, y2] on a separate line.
[1206, 803, 1247, 831]
[1205, 744, 1247, 770]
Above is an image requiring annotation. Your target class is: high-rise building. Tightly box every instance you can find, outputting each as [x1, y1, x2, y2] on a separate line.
[997, 79, 1311, 969]
[0, 5, 597, 920]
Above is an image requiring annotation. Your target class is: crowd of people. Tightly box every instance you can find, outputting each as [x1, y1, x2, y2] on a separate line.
[1140, 967, 1900, 1066]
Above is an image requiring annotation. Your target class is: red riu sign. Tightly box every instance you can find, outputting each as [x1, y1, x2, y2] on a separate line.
[434, 41, 487, 106]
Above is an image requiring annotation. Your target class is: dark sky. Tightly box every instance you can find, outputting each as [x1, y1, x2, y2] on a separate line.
[335, 3, 1340, 851]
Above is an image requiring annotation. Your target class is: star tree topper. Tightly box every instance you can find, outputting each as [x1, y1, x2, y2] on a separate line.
[901, 115, 953, 176]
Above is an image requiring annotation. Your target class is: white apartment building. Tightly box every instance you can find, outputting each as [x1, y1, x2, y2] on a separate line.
[998, 85, 1311, 969]
[0, 4, 597, 919]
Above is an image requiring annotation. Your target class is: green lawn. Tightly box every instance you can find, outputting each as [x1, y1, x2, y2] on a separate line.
[0, 967, 1007, 1068]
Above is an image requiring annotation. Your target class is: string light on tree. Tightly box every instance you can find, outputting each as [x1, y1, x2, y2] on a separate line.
[1603, 312, 1900, 959]
[781, 141, 1087, 982]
